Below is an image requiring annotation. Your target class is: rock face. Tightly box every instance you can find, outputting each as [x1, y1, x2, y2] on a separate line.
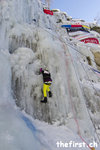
[93, 52, 100, 70]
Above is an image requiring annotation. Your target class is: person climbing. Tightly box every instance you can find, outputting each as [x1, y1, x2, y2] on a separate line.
[40, 68, 52, 103]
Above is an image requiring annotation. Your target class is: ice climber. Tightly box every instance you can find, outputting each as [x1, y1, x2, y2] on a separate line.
[40, 68, 52, 103]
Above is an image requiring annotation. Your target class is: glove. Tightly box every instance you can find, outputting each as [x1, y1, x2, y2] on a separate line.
[40, 68, 43, 73]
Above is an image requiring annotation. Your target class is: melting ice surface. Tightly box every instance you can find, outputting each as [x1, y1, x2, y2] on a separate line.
[0, 51, 48, 150]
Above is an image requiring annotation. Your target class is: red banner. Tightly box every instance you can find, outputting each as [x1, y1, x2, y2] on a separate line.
[43, 9, 53, 15]
[81, 38, 99, 44]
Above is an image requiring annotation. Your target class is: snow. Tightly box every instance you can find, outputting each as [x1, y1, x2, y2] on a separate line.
[0, 0, 100, 150]
[0, 105, 43, 150]
[0, 51, 45, 150]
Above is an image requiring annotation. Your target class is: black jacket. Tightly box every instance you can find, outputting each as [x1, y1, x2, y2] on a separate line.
[41, 70, 52, 83]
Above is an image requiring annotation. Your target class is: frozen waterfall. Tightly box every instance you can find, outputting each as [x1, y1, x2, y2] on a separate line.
[0, 50, 50, 150]
[0, 0, 100, 149]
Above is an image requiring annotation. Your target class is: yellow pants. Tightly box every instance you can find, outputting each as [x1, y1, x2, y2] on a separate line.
[43, 83, 51, 97]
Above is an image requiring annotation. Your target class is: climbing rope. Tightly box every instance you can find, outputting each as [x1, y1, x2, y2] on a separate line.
[78, 58, 100, 143]
[79, 61, 100, 78]
[59, 37, 96, 150]
[72, 48, 100, 145]
[76, 47, 100, 98]
[32, 20, 99, 149]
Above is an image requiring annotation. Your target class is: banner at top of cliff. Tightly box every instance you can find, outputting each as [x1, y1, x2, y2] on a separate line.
[43, 8, 53, 15]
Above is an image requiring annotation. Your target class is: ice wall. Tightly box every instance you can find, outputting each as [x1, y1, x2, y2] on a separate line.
[73, 42, 100, 138]
[0, 51, 12, 104]
[10, 28, 96, 141]
[0, 50, 49, 150]
[10, 32, 70, 123]
[0, 0, 100, 143]
[0, 0, 42, 50]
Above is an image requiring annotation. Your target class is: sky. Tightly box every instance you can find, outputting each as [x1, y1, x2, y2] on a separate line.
[50, 0, 100, 23]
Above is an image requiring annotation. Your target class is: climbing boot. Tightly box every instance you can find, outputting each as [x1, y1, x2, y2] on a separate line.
[41, 97, 47, 103]
[49, 91, 52, 97]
